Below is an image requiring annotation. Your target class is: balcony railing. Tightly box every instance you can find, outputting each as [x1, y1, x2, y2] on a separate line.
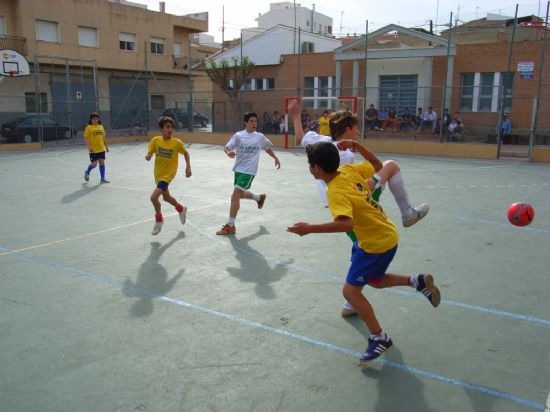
[0, 35, 28, 56]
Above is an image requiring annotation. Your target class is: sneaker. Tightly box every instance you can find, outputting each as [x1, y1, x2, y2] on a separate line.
[402, 203, 429, 228]
[84, 170, 90, 182]
[341, 301, 357, 318]
[416, 274, 441, 307]
[100, 179, 110, 184]
[152, 220, 163, 235]
[216, 224, 236, 235]
[257, 194, 267, 209]
[179, 206, 187, 225]
[359, 334, 393, 364]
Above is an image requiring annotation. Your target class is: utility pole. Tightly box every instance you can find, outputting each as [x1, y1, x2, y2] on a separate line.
[311, 4, 315, 33]
[221, 5, 225, 52]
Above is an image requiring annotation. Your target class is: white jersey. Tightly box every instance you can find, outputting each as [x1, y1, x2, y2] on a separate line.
[301, 131, 355, 165]
[226, 130, 273, 175]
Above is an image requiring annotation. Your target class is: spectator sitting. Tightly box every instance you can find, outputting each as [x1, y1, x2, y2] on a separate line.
[377, 107, 389, 130]
[418, 106, 437, 132]
[447, 120, 464, 142]
[435, 108, 451, 134]
[414, 107, 423, 128]
[380, 107, 398, 131]
[279, 113, 286, 134]
[273, 110, 281, 134]
[364, 104, 379, 130]
[497, 115, 512, 139]
[399, 108, 413, 131]
[261, 111, 274, 134]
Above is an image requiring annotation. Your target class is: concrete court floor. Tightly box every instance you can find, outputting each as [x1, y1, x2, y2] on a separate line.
[0, 142, 549, 412]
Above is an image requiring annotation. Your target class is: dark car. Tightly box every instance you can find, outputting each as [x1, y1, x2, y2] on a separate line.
[1, 115, 76, 143]
[161, 108, 210, 128]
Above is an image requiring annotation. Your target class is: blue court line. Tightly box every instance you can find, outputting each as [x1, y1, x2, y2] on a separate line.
[0, 245, 544, 411]
[187, 221, 550, 328]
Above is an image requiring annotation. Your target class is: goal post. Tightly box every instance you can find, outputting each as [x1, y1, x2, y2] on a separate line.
[283, 96, 358, 148]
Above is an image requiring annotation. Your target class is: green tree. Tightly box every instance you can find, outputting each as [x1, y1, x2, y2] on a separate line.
[200, 56, 255, 129]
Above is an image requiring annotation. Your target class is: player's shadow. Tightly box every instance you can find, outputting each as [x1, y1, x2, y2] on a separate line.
[122, 231, 185, 317]
[226, 225, 292, 300]
[342, 317, 433, 411]
[61, 183, 100, 203]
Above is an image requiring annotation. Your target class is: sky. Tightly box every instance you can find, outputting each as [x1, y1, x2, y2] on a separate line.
[141, 0, 547, 42]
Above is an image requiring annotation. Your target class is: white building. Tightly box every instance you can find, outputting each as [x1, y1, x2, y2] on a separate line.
[255, 2, 333, 36]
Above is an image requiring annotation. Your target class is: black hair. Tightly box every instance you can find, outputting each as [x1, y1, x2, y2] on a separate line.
[158, 116, 175, 128]
[306, 142, 340, 173]
[88, 112, 101, 125]
[243, 112, 258, 123]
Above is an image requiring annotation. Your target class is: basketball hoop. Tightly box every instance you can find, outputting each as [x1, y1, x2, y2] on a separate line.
[519, 21, 550, 35]
[8, 71, 15, 77]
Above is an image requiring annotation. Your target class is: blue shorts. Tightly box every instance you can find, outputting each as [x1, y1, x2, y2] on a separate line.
[346, 243, 398, 286]
[156, 180, 169, 191]
[89, 151, 106, 162]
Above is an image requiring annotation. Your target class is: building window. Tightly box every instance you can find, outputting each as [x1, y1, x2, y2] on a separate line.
[243, 79, 252, 90]
[150, 95, 165, 111]
[78, 26, 98, 48]
[173, 42, 182, 58]
[0, 15, 6, 35]
[119, 32, 136, 51]
[460, 72, 513, 112]
[303, 76, 335, 109]
[301, 41, 315, 53]
[35, 20, 59, 43]
[459, 73, 475, 112]
[478, 72, 495, 112]
[25, 92, 48, 113]
[266, 78, 275, 90]
[150, 37, 164, 55]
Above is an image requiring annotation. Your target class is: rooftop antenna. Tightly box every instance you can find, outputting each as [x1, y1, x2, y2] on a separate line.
[340, 11, 344, 36]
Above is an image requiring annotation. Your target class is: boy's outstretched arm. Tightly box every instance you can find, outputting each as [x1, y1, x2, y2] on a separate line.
[183, 152, 192, 177]
[265, 148, 281, 169]
[287, 216, 352, 236]
[288, 99, 305, 145]
[337, 140, 383, 172]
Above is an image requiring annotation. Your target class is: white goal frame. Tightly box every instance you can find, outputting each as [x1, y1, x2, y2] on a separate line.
[283, 96, 358, 148]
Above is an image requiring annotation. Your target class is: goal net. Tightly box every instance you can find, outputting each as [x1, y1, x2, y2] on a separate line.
[283, 96, 358, 148]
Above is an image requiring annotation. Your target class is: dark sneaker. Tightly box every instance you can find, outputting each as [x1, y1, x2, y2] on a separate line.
[84, 170, 90, 182]
[402, 203, 429, 227]
[100, 179, 110, 184]
[216, 224, 236, 235]
[257, 194, 267, 209]
[359, 335, 393, 364]
[416, 274, 441, 307]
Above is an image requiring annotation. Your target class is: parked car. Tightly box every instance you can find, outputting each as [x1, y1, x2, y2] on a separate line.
[1, 115, 77, 143]
[161, 108, 210, 128]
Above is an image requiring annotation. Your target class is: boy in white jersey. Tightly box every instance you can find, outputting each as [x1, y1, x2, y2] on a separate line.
[216, 112, 281, 235]
[288, 99, 428, 228]
[287, 141, 440, 365]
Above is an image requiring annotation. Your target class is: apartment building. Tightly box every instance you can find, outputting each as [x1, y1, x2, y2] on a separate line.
[0, 0, 208, 130]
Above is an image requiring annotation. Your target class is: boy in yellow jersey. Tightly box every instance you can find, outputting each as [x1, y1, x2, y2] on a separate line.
[145, 116, 191, 235]
[84, 113, 109, 183]
[317, 110, 330, 136]
[287, 141, 440, 365]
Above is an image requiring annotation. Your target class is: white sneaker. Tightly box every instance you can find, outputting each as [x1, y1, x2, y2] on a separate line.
[402, 203, 429, 228]
[152, 220, 163, 235]
[179, 206, 187, 225]
[341, 300, 357, 318]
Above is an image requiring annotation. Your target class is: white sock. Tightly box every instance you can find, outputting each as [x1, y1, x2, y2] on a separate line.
[388, 172, 412, 218]
[371, 330, 386, 340]
[252, 193, 260, 202]
[409, 275, 418, 288]
[227, 217, 236, 226]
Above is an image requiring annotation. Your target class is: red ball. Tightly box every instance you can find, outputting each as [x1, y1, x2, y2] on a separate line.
[507, 202, 535, 227]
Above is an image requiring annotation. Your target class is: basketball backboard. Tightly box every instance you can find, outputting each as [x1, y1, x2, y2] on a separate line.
[0, 49, 30, 77]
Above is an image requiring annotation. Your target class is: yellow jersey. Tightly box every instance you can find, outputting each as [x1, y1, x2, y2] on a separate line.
[84, 124, 106, 153]
[148, 136, 188, 184]
[327, 161, 398, 253]
[318, 117, 330, 136]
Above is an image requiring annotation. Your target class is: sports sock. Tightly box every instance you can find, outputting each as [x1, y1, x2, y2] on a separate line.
[388, 172, 412, 217]
[409, 275, 418, 288]
[155, 213, 163, 222]
[252, 193, 260, 202]
[99, 165, 106, 180]
[227, 217, 236, 226]
[370, 330, 386, 340]
[176, 204, 184, 213]
[86, 164, 94, 173]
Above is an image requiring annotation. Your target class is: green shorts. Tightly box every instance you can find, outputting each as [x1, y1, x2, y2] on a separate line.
[234, 172, 255, 190]
[371, 175, 383, 202]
